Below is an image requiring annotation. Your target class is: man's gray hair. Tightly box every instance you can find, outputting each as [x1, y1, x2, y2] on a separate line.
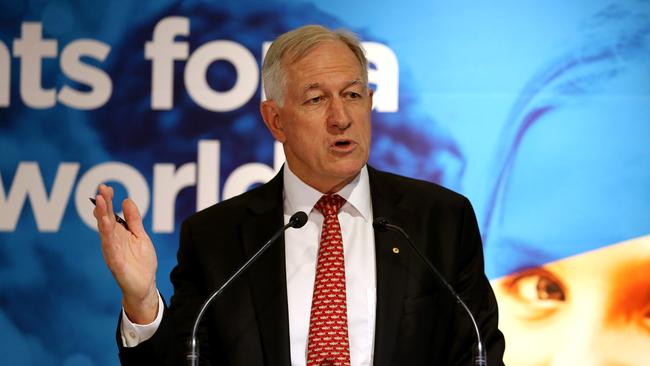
[262, 25, 368, 106]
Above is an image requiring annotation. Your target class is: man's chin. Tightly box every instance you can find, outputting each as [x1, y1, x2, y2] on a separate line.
[330, 160, 366, 179]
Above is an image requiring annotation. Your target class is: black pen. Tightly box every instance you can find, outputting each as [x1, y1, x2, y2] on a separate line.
[89, 197, 129, 230]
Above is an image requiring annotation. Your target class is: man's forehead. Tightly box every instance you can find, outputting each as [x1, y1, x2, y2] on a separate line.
[284, 39, 351, 65]
[284, 41, 362, 72]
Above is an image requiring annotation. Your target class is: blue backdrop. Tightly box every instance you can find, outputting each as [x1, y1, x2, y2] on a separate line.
[1, 0, 649, 364]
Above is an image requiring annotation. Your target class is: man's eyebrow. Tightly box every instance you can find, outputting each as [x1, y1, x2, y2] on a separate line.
[301, 79, 365, 93]
[345, 79, 365, 89]
[302, 83, 321, 92]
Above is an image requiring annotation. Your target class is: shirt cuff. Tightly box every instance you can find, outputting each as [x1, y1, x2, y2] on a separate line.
[119, 292, 164, 348]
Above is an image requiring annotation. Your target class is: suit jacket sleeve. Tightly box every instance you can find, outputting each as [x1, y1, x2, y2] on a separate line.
[115, 171, 286, 366]
[115, 219, 218, 366]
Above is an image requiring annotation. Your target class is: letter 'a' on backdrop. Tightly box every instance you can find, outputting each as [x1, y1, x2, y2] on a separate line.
[0, 0, 648, 365]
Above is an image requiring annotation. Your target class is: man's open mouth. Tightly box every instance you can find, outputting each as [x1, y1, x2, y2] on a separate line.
[334, 140, 352, 147]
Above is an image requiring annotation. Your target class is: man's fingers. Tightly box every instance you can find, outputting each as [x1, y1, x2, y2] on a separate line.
[93, 194, 113, 229]
[98, 213, 115, 237]
[92, 193, 104, 221]
[94, 185, 146, 238]
[122, 198, 146, 237]
[100, 184, 115, 217]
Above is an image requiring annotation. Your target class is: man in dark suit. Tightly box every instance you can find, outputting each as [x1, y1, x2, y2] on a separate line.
[94, 25, 505, 365]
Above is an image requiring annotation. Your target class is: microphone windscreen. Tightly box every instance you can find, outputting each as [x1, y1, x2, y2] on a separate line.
[372, 217, 390, 231]
[290, 211, 308, 228]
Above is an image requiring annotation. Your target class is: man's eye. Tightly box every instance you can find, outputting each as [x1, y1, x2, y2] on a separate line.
[346, 92, 361, 99]
[307, 96, 323, 104]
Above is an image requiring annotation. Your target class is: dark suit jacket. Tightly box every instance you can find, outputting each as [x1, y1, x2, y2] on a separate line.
[117, 166, 505, 365]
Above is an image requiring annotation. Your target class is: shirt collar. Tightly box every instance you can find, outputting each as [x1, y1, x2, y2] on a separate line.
[283, 164, 372, 221]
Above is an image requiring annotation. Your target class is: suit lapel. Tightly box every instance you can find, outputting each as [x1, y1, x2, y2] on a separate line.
[368, 167, 411, 366]
[240, 171, 291, 366]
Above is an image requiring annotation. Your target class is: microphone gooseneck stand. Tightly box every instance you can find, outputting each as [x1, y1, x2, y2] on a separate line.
[186, 211, 308, 366]
[373, 217, 487, 366]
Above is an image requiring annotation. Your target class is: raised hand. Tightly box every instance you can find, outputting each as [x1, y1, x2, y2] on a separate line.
[93, 184, 159, 324]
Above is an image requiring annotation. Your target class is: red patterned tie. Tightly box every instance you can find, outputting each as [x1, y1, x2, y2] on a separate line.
[307, 194, 351, 366]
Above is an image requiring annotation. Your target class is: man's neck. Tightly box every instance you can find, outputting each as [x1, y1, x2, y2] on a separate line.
[285, 165, 362, 194]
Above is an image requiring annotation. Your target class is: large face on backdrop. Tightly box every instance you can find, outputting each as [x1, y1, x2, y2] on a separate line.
[484, 57, 650, 365]
[262, 40, 373, 192]
[493, 236, 650, 365]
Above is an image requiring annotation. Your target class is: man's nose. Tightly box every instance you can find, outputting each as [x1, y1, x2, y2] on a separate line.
[327, 97, 351, 130]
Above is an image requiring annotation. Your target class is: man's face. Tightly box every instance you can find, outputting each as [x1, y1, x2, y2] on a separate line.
[261, 40, 372, 193]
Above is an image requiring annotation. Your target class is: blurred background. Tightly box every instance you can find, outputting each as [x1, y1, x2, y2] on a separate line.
[1, 0, 648, 364]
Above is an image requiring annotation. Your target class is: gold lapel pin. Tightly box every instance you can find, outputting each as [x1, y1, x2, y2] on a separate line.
[392, 247, 400, 254]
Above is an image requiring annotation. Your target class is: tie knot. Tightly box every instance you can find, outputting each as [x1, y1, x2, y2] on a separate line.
[314, 194, 346, 217]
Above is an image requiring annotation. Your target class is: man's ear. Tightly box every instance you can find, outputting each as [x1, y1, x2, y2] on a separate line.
[260, 100, 286, 142]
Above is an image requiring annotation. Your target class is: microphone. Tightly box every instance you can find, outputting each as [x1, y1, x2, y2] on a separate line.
[373, 217, 487, 366]
[187, 211, 308, 366]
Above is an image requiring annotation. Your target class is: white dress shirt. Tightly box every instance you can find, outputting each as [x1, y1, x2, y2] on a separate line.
[283, 165, 376, 366]
[121, 165, 377, 365]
